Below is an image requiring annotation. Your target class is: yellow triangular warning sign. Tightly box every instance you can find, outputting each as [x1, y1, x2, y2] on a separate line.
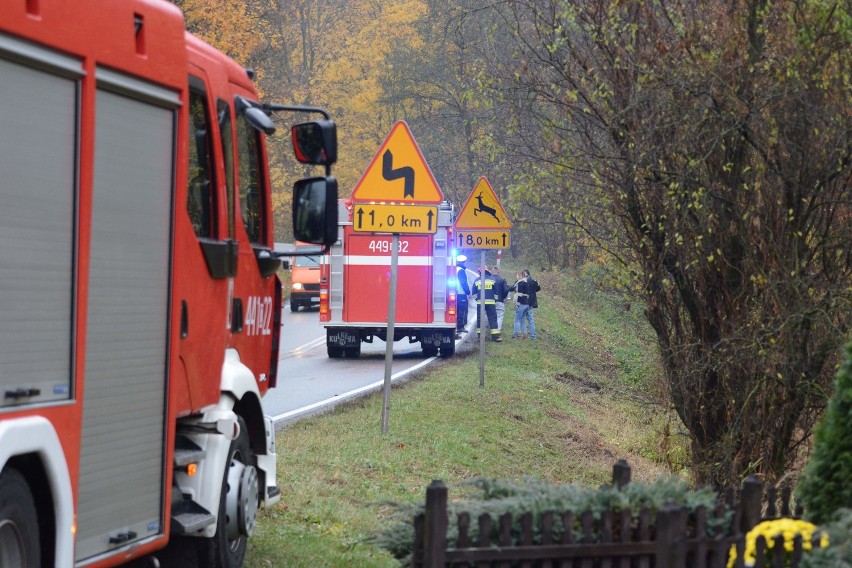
[455, 177, 512, 230]
[350, 121, 444, 204]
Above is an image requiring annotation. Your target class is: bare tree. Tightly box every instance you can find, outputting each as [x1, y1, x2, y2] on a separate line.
[495, 0, 851, 485]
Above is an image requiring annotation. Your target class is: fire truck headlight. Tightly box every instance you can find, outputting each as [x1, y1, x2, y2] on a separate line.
[292, 283, 303, 290]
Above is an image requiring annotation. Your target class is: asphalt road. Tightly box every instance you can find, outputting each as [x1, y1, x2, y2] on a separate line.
[264, 303, 473, 424]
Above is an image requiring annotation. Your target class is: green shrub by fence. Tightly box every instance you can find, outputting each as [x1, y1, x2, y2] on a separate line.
[409, 461, 824, 568]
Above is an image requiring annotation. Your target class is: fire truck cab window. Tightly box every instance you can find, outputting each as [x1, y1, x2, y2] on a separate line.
[217, 99, 236, 238]
[236, 112, 265, 244]
[187, 88, 214, 238]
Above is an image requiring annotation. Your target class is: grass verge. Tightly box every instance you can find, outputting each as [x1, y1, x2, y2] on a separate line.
[245, 268, 676, 567]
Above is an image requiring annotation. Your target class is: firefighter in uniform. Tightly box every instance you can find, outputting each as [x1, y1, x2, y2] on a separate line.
[472, 266, 502, 342]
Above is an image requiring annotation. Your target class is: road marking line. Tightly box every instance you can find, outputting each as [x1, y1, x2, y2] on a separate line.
[280, 336, 326, 359]
[271, 356, 436, 423]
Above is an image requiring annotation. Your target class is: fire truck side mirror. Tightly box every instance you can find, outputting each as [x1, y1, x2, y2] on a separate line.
[292, 176, 338, 246]
[236, 96, 276, 135]
[291, 119, 337, 166]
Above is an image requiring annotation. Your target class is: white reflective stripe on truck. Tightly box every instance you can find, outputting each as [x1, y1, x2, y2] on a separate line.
[344, 255, 434, 266]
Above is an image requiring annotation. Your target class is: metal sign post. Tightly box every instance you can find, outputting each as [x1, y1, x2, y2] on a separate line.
[479, 250, 486, 387]
[454, 177, 513, 390]
[350, 121, 442, 433]
[381, 233, 400, 433]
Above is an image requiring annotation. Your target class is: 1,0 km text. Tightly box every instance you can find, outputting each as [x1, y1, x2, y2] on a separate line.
[353, 203, 438, 234]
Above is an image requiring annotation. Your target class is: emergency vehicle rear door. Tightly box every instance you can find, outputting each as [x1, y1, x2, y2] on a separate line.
[344, 232, 433, 323]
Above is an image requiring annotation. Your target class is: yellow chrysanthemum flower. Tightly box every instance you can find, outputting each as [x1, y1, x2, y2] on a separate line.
[727, 518, 829, 568]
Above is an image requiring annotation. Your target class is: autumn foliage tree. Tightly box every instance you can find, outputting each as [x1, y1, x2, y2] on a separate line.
[497, 0, 851, 486]
[175, 0, 850, 486]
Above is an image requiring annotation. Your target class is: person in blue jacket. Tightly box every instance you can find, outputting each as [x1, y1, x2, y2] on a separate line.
[455, 255, 471, 339]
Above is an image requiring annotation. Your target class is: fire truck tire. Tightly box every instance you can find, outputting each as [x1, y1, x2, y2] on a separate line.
[344, 343, 361, 358]
[201, 417, 255, 568]
[440, 342, 455, 357]
[422, 345, 439, 357]
[0, 468, 41, 568]
[290, 299, 299, 312]
[327, 344, 343, 358]
[150, 535, 201, 568]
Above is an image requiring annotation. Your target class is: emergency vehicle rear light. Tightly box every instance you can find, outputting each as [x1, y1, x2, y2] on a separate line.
[319, 288, 329, 319]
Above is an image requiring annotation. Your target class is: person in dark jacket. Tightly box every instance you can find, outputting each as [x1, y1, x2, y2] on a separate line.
[511, 269, 541, 340]
[491, 267, 509, 331]
[455, 255, 471, 338]
[472, 266, 502, 342]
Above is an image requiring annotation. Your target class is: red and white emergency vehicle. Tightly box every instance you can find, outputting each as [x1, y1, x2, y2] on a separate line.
[0, 1, 337, 567]
[319, 200, 458, 358]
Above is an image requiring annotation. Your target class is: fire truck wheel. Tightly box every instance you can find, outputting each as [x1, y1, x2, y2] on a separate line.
[0, 468, 41, 568]
[327, 344, 344, 358]
[440, 342, 455, 357]
[344, 343, 361, 358]
[203, 417, 255, 568]
[290, 299, 299, 312]
[422, 345, 439, 358]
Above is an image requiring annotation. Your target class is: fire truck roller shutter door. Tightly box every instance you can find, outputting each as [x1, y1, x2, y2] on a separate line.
[0, 43, 81, 408]
[343, 233, 433, 323]
[76, 73, 179, 562]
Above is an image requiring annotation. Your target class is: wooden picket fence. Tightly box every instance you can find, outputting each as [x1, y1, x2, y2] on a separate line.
[412, 461, 823, 568]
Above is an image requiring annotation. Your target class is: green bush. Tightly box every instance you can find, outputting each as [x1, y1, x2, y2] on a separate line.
[371, 476, 730, 563]
[797, 343, 852, 524]
[800, 508, 852, 568]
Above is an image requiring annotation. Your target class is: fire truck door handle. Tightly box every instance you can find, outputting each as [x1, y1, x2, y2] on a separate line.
[181, 300, 189, 338]
[108, 530, 137, 544]
[231, 298, 243, 332]
[4, 388, 41, 400]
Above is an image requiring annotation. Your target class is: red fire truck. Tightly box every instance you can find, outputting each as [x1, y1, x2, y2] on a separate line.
[0, 1, 336, 567]
[319, 200, 458, 358]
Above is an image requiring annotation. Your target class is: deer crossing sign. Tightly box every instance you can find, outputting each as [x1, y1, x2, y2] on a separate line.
[454, 177, 512, 249]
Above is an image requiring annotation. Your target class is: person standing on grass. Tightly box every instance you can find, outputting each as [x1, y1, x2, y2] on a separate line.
[511, 269, 541, 340]
[491, 266, 509, 332]
[510, 271, 529, 338]
[455, 254, 471, 339]
[472, 266, 502, 342]
[522, 269, 541, 340]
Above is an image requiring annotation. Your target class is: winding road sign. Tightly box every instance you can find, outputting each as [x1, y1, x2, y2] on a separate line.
[350, 121, 444, 204]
